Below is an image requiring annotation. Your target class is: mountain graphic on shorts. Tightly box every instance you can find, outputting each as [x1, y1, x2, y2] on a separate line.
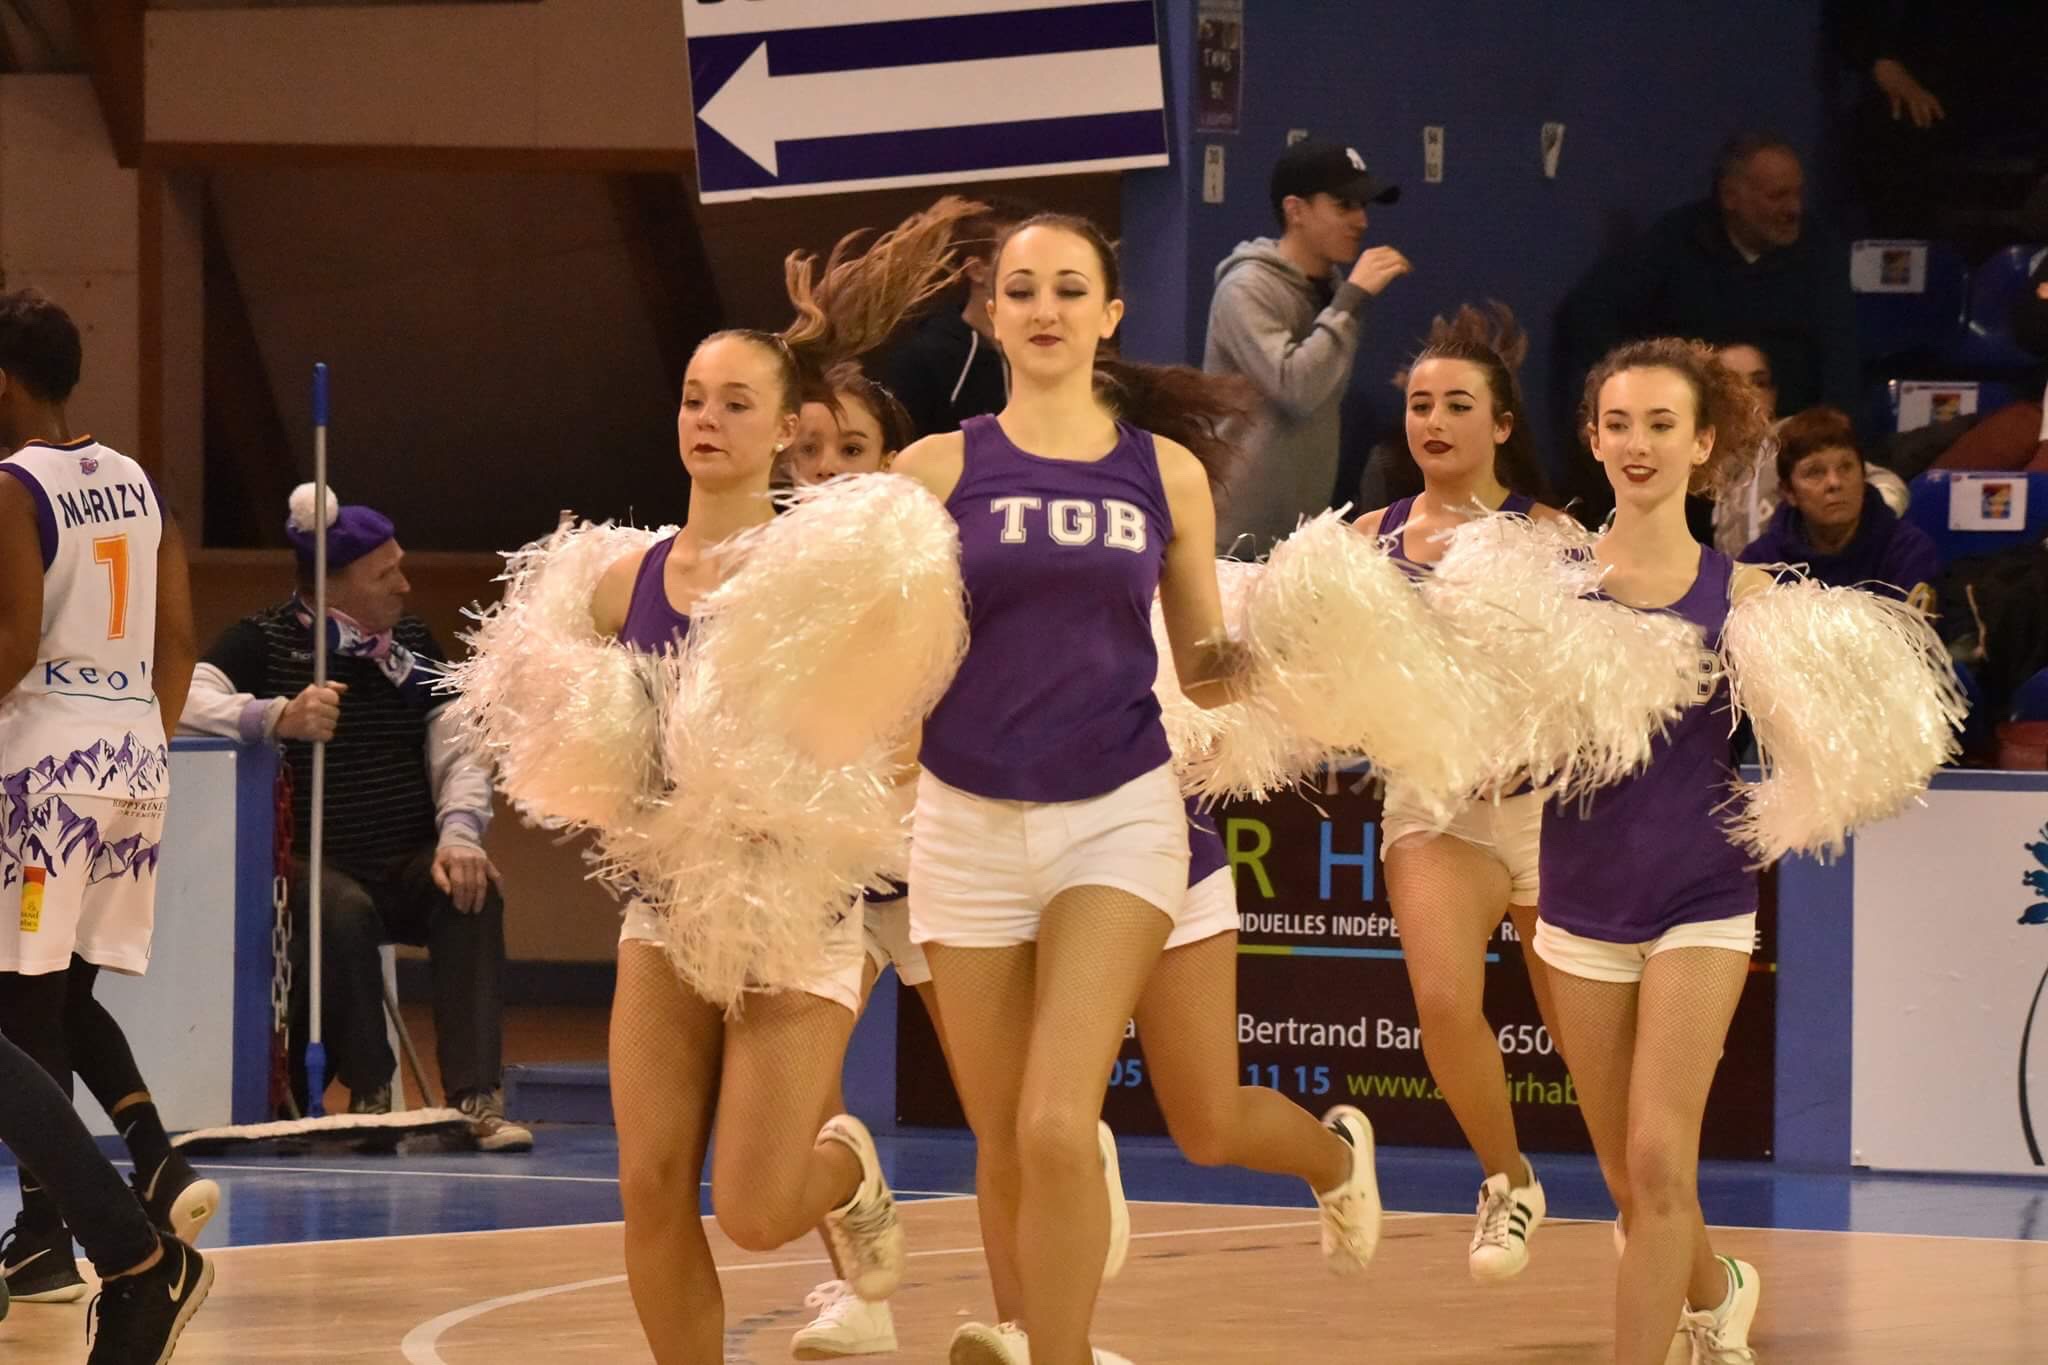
[1, 739, 167, 891]
[24, 735, 169, 796]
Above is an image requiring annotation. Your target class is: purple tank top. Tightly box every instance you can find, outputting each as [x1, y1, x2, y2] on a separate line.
[616, 534, 692, 654]
[919, 415, 1175, 802]
[1379, 492, 1536, 579]
[1186, 798, 1228, 885]
[1539, 547, 1754, 942]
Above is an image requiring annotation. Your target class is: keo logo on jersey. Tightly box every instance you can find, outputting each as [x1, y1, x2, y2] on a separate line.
[78, 454, 98, 475]
[990, 497, 1150, 553]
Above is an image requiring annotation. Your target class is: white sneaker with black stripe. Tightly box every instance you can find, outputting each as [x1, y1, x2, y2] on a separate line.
[1468, 1163, 1545, 1282]
[1313, 1105, 1382, 1273]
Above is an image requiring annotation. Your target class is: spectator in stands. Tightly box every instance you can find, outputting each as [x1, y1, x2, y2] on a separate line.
[1739, 405, 1938, 606]
[1558, 133, 1859, 524]
[180, 485, 531, 1151]
[1826, 1, 2048, 247]
[1205, 140, 1409, 556]
[876, 198, 1033, 439]
[1713, 343, 1911, 554]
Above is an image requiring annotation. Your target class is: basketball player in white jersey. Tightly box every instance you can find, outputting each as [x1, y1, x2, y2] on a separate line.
[0, 291, 217, 1346]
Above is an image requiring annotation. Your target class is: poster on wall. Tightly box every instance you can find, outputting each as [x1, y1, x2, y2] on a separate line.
[1853, 784, 2048, 1173]
[1194, 0, 1244, 134]
[899, 771, 1779, 1158]
[683, 0, 1170, 202]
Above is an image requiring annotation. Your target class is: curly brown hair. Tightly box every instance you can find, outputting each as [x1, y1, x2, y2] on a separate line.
[1577, 337, 1772, 497]
[1393, 300, 1550, 500]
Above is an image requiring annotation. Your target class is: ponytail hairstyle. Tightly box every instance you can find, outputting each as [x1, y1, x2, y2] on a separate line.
[1578, 337, 1773, 498]
[1392, 300, 1550, 501]
[992, 212, 1255, 497]
[696, 195, 987, 418]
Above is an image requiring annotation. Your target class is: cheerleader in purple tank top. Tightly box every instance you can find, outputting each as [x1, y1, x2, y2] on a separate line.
[1350, 305, 1566, 1281]
[579, 200, 979, 1364]
[891, 214, 1379, 1365]
[1536, 340, 1777, 1365]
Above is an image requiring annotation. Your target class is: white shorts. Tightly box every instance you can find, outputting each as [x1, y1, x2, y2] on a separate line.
[1382, 786, 1544, 906]
[1532, 913, 1758, 985]
[0, 794, 163, 976]
[909, 764, 1188, 949]
[862, 898, 931, 988]
[1167, 866, 1240, 950]
[618, 899, 865, 1014]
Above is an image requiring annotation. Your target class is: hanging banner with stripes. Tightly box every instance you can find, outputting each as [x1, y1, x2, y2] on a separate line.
[684, 0, 1171, 203]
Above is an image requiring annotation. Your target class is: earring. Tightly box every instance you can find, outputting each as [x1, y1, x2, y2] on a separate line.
[775, 443, 787, 453]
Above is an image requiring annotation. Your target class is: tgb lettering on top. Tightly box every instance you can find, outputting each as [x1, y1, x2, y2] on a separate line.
[55, 482, 151, 530]
[990, 497, 1150, 553]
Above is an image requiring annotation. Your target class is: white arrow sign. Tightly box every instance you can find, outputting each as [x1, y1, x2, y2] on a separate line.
[698, 41, 1167, 178]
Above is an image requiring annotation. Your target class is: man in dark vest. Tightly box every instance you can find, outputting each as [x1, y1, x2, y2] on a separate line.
[182, 484, 529, 1151]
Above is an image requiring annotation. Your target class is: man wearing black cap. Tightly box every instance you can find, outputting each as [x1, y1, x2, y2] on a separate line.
[1206, 140, 1410, 556]
[180, 484, 530, 1151]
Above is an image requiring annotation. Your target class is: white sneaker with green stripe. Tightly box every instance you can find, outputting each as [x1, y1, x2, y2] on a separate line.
[1682, 1256, 1761, 1363]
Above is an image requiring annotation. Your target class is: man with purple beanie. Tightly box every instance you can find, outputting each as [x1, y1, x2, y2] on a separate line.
[181, 484, 530, 1151]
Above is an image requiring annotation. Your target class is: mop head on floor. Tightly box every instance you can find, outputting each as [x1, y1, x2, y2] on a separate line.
[172, 1108, 470, 1156]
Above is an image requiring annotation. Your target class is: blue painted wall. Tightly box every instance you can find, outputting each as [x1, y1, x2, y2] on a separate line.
[1124, 0, 1841, 488]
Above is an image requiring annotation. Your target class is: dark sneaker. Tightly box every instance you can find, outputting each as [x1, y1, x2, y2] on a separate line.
[0, 1216, 85, 1303]
[87, 1235, 213, 1365]
[456, 1090, 534, 1153]
[131, 1152, 220, 1242]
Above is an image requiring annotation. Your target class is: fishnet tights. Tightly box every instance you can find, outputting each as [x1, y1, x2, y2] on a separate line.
[610, 942, 860, 1364]
[927, 885, 1169, 1365]
[1548, 945, 1749, 1365]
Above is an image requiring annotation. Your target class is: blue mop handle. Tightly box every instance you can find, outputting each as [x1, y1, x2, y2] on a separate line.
[306, 363, 330, 1116]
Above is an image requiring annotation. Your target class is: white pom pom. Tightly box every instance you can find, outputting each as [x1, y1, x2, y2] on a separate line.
[594, 474, 966, 1009]
[1424, 514, 1706, 801]
[287, 482, 339, 534]
[1237, 511, 1498, 820]
[437, 520, 674, 831]
[685, 474, 968, 766]
[1722, 578, 1965, 861]
[1152, 559, 1327, 801]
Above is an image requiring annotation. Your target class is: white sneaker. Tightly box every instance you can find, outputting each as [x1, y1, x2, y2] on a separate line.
[948, 1323, 1129, 1365]
[1313, 1105, 1382, 1273]
[817, 1115, 905, 1301]
[1468, 1162, 1545, 1282]
[1614, 1215, 1715, 1365]
[1682, 1257, 1761, 1364]
[791, 1280, 898, 1359]
[1099, 1120, 1130, 1281]
[949, 1321, 1030, 1365]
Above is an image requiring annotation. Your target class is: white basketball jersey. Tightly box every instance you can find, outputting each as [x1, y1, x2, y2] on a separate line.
[0, 437, 168, 799]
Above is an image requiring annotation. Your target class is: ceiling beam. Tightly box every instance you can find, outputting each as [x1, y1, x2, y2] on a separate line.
[64, 0, 143, 167]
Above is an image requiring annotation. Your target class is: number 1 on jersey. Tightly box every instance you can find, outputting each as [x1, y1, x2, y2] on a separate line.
[93, 534, 130, 639]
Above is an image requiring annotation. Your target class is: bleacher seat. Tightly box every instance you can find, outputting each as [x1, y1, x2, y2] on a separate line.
[1855, 240, 1969, 364]
[1904, 469, 2048, 567]
[1874, 376, 2022, 434]
[1941, 244, 2048, 372]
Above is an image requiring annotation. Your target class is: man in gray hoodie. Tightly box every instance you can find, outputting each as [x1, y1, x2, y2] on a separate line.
[1206, 141, 1409, 555]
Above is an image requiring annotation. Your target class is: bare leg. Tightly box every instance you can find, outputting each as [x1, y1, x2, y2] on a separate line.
[1386, 836, 1527, 1180]
[1135, 933, 1348, 1190]
[610, 943, 724, 1364]
[1010, 888, 1169, 1365]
